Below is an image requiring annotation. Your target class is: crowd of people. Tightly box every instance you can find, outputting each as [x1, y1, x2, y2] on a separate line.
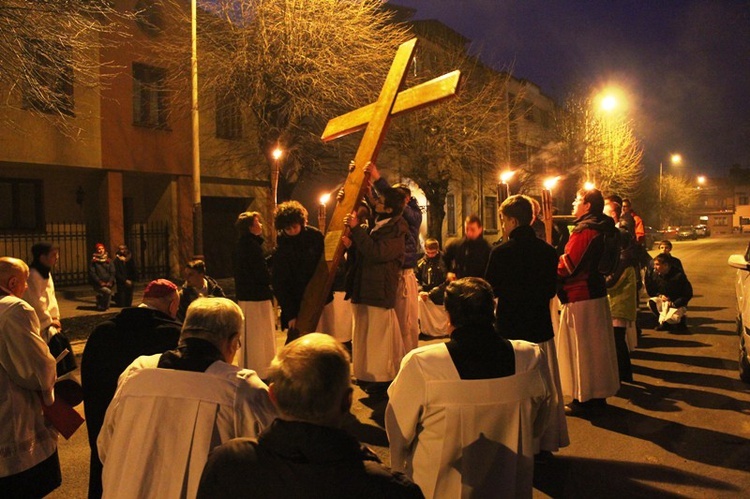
[0, 167, 696, 497]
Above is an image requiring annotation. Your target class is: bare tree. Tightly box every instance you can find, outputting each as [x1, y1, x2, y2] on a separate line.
[384, 46, 519, 244]
[156, 0, 410, 199]
[660, 174, 699, 226]
[554, 91, 644, 197]
[0, 0, 132, 135]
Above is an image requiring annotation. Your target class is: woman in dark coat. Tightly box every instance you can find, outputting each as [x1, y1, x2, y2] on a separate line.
[234, 211, 276, 379]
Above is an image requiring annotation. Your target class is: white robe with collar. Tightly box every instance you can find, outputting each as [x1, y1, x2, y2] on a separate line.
[386, 340, 552, 499]
[98, 354, 277, 499]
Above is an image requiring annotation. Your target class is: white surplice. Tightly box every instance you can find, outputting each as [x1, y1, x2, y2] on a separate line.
[98, 355, 277, 499]
[417, 297, 449, 338]
[237, 300, 277, 379]
[556, 296, 620, 402]
[352, 304, 404, 382]
[386, 340, 552, 499]
[535, 338, 570, 453]
[394, 269, 420, 352]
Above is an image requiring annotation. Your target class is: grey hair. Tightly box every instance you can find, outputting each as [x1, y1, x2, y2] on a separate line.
[267, 333, 351, 424]
[180, 297, 244, 347]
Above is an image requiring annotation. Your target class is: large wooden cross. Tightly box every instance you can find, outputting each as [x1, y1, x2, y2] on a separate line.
[295, 38, 461, 333]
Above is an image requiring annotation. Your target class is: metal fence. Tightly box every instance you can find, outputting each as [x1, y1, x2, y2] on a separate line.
[0, 221, 169, 287]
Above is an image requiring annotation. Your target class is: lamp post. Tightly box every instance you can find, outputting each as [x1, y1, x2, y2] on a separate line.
[318, 193, 331, 231]
[659, 153, 682, 228]
[542, 176, 559, 245]
[191, 0, 203, 258]
[269, 146, 283, 246]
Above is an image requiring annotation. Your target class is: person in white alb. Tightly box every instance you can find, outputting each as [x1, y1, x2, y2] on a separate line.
[97, 297, 277, 499]
[0, 257, 60, 497]
[386, 277, 552, 499]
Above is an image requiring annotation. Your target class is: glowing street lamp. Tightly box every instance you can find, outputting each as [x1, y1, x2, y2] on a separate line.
[497, 170, 515, 204]
[601, 95, 618, 112]
[319, 192, 331, 231]
[697, 175, 706, 186]
[541, 176, 560, 244]
[659, 153, 682, 227]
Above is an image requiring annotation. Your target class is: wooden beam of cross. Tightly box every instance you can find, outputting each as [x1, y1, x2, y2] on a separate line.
[295, 38, 461, 333]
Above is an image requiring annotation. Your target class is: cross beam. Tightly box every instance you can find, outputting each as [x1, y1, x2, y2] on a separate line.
[295, 38, 460, 333]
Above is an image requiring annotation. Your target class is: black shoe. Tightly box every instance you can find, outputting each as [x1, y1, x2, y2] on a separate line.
[565, 398, 607, 417]
[655, 322, 671, 331]
[675, 316, 688, 330]
[362, 381, 391, 396]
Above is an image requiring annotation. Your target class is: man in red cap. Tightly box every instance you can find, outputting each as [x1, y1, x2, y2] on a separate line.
[81, 278, 181, 499]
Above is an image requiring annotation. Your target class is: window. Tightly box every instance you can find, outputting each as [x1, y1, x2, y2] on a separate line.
[484, 196, 498, 231]
[22, 39, 74, 116]
[738, 193, 749, 205]
[215, 92, 243, 140]
[715, 216, 728, 226]
[447, 194, 456, 235]
[0, 178, 44, 232]
[133, 63, 168, 128]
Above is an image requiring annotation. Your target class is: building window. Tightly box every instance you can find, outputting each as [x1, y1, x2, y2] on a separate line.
[715, 216, 728, 226]
[215, 92, 243, 140]
[738, 193, 749, 205]
[22, 40, 74, 116]
[0, 178, 44, 232]
[447, 194, 456, 235]
[133, 63, 168, 128]
[484, 196, 498, 231]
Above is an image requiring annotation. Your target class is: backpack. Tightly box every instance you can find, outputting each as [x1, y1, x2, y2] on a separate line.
[597, 229, 623, 276]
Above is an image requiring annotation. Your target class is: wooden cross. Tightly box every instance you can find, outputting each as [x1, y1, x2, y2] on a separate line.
[295, 38, 461, 333]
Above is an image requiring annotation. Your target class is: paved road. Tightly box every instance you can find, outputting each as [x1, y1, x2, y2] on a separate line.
[49, 236, 750, 498]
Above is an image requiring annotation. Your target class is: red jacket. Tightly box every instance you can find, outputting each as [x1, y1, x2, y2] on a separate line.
[557, 214, 613, 303]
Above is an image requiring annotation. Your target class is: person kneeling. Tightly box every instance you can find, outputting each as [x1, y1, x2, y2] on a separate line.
[645, 253, 693, 331]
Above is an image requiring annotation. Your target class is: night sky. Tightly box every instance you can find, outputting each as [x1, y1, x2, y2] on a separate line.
[391, 0, 750, 178]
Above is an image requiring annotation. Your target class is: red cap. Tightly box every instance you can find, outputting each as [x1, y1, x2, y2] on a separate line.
[95, 243, 106, 251]
[143, 279, 178, 299]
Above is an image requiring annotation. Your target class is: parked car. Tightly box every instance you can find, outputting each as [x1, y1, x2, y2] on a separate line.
[643, 226, 657, 250]
[676, 226, 698, 241]
[694, 224, 711, 237]
[728, 244, 750, 383]
[659, 226, 679, 239]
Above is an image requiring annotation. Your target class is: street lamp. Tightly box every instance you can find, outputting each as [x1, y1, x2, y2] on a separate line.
[319, 192, 331, 232]
[542, 176, 559, 244]
[659, 153, 682, 228]
[697, 175, 706, 187]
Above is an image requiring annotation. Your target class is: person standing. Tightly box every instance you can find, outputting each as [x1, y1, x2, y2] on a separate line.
[113, 244, 137, 308]
[442, 215, 492, 281]
[271, 201, 333, 344]
[89, 243, 115, 311]
[484, 195, 569, 454]
[556, 188, 621, 416]
[81, 279, 181, 499]
[342, 187, 407, 394]
[24, 242, 76, 377]
[386, 278, 552, 498]
[197, 333, 423, 499]
[0, 257, 60, 498]
[370, 162, 422, 353]
[603, 198, 636, 382]
[234, 211, 276, 379]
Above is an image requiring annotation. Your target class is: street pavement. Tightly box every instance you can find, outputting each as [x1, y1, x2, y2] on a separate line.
[48, 236, 750, 498]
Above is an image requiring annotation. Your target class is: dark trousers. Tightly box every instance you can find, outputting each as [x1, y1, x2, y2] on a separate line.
[0, 450, 61, 498]
[613, 326, 633, 382]
[115, 282, 133, 308]
[94, 286, 112, 311]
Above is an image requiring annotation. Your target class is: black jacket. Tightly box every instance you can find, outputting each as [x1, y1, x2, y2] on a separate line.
[442, 236, 492, 279]
[645, 266, 693, 308]
[415, 253, 447, 292]
[271, 226, 331, 328]
[234, 233, 273, 301]
[197, 419, 424, 499]
[484, 225, 558, 343]
[81, 307, 181, 497]
[177, 275, 226, 322]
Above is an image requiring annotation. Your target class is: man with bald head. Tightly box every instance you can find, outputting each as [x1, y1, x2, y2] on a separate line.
[198, 333, 423, 498]
[81, 278, 182, 498]
[0, 257, 60, 497]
